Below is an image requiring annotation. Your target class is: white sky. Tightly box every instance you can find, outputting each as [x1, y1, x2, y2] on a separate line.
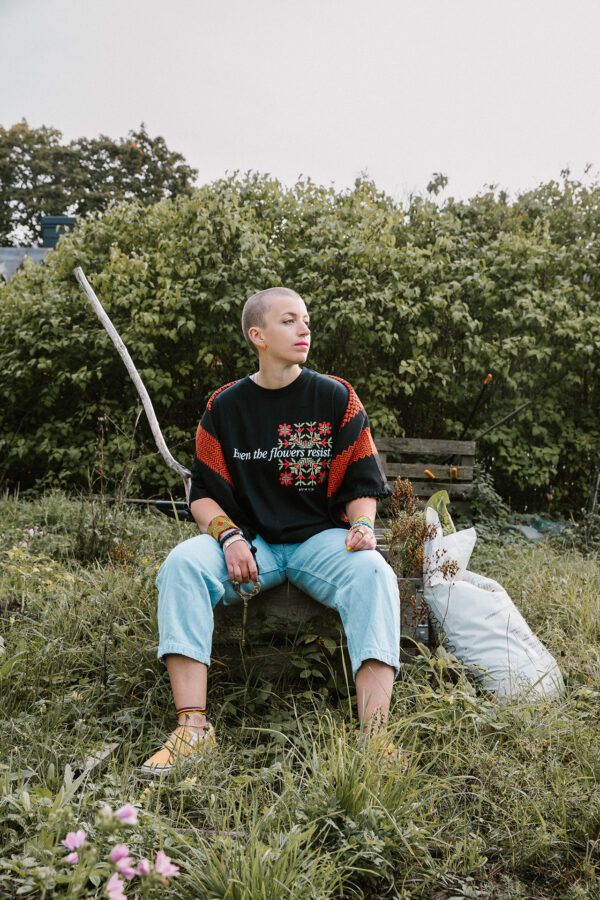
[2, 0, 599, 202]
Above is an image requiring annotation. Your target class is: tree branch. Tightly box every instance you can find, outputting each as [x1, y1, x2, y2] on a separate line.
[74, 266, 191, 500]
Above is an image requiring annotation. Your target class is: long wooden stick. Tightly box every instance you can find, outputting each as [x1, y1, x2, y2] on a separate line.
[74, 267, 191, 500]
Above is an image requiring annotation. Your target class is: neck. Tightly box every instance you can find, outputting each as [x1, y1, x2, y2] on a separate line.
[255, 361, 303, 390]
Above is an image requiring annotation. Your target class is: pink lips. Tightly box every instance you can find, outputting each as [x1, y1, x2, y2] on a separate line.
[295, 342, 309, 347]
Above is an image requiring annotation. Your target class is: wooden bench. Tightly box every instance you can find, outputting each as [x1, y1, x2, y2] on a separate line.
[211, 437, 476, 654]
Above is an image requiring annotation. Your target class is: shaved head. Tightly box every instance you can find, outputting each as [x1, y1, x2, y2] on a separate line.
[242, 287, 303, 353]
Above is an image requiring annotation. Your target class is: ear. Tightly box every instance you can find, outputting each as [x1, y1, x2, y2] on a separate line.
[248, 326, 263, 349]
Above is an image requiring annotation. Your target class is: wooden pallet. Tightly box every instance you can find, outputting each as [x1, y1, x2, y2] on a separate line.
[213, 437, 477, 650]
[375, 436, 476, 515]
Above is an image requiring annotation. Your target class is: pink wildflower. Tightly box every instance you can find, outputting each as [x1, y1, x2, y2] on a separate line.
[155, 850, 180, 878]
[115, 803, 138, 825]
[109, 844, 130, 863]
[106, 872, 127, 900]
[116, 856, 136, 880]
[136, 859, 151, 876]
[61, 829, 87, 850]
[65, 852, 79, 864]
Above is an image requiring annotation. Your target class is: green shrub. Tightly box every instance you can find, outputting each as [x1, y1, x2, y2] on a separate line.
[1, 170, 599, 510]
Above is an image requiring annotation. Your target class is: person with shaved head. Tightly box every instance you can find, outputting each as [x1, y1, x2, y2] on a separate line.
[142, 287, 401, 777]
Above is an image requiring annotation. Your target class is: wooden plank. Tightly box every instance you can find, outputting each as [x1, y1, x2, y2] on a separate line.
[382, 463, 473, 481]
[393, 481, 474, 498]
[375, 437, 476, 455]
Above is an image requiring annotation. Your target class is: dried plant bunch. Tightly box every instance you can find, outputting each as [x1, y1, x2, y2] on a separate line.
[388, 480, 455, 577]
[388, 479, 432, 577]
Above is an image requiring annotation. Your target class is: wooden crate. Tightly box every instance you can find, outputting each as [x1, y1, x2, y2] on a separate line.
[213, 438, 475, 650]
[213, 576, 428, 659]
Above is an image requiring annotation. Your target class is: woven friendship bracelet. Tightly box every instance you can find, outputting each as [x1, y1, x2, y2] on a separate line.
[207, 514, 237, 542]
[350, 515, 374, 533]
[176, 706, 206, 717]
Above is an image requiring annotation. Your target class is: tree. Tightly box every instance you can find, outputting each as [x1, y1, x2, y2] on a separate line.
[0, 121, 198, 245]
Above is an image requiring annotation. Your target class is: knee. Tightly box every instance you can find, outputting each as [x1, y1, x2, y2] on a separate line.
[349, 550, 398, 591]
[158, 535, 215, 583]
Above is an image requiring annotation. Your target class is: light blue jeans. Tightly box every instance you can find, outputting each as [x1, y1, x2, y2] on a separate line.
[157, 528, 400, 679]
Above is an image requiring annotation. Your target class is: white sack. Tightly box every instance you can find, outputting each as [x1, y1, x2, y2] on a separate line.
[423, 509, 565, 702]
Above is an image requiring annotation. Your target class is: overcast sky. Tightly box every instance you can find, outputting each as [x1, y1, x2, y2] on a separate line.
[2, 0, 599, 203]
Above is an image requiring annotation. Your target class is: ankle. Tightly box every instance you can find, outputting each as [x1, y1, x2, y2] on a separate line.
[176, 705, 207, 730]
[178, 713, 208, 729]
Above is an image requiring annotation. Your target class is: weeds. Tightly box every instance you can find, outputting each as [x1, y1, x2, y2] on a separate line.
[1, 492, 600, 897]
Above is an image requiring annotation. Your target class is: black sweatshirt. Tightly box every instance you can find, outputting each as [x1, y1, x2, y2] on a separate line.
[189, 368, 390, 544]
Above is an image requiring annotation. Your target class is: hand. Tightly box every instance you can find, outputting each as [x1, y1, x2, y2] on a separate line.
[224, 539, 259, 586]
[345, 525, 377, 553]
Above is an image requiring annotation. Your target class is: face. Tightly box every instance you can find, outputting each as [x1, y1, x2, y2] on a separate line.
[254, 294, 311, 363]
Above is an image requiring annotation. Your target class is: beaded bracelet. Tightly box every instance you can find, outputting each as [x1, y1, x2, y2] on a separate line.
[218, 527, 240, 547]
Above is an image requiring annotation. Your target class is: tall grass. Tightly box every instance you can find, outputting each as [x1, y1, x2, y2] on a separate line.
[1, 492, 600, 898]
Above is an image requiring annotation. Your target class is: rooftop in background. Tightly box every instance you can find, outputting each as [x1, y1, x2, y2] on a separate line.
[0, 216, 76, 282]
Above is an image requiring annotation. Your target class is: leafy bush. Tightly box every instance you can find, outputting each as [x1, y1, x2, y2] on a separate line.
[1, 170, 599, 510]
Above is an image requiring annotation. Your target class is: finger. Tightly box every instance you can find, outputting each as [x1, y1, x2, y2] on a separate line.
[345, 528, 363, 550]
[238, 553, 254, 584]
[349, 529, 375, 552]
[224, 550, 236, 582]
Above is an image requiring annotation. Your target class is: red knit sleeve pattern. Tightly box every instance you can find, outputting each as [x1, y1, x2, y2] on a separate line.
[195, 424, 233, 487]
[322, 374, 380, 499]
[325, 374, 363, 427]
[326, 427, 378, 498]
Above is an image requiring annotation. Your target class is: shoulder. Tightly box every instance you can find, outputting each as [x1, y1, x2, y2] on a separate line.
[206, 378, 245, 411]
[307, 371, 351, 401]
[319, 373, 364, 424]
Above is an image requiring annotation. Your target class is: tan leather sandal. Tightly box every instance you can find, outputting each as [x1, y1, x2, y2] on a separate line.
[140, 723, 216, 778]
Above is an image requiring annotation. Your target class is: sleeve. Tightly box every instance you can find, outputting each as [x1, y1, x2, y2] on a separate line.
[188, 403, 234, 505]
[325, 378, 391, 518]
[187, 384, 255, 536]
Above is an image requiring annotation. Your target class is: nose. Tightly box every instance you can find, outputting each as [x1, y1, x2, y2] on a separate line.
[299, 322, 310, 336]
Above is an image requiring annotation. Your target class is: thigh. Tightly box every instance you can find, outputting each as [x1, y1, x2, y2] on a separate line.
[158, 532, 287, 607]
[284, 528, 392, 609]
